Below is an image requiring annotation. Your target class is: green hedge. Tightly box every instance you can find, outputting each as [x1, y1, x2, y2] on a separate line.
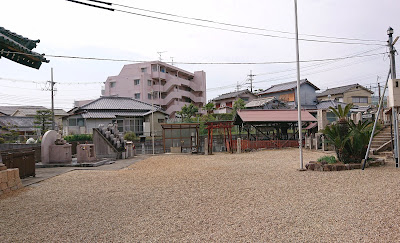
[64, 134, 93, 142]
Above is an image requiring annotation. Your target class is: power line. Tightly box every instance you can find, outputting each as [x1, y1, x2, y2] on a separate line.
[1, 50, 387, 65]
[254, 46, 385, 76]
[66, 0, 385, 46]
[107, 0, 384, 43]
[207, 54, 384, 92]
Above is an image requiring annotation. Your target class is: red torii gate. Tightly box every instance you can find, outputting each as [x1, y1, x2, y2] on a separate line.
[206, 121, 234, 154]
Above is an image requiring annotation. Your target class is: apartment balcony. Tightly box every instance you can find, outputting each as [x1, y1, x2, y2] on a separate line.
[151, 71, 167, 80]
[159, 90, 205, 106]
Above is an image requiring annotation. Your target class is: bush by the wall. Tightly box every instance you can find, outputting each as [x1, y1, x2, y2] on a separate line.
[64, 134, 93, 142]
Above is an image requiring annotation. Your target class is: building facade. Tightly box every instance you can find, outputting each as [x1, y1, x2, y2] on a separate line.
[257, 79, 320, 109]
[316, 83, 373, 106]
[212, 89, 256, 113]
[63, 96, 167, 137]
[102, 61, 206, 117]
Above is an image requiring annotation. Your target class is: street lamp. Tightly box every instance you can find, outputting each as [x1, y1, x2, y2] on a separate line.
[388, 27, 394, 36]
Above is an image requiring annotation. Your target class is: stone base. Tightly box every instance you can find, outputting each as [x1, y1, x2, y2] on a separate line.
[0, 168, 23, 196]
[306, 158, 385, 171]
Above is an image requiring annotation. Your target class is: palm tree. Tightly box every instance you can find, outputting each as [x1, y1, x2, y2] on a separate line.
[329, 103, 353, 138]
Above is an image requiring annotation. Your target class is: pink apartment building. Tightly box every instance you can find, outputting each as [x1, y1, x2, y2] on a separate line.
[102, 61, 206, 117]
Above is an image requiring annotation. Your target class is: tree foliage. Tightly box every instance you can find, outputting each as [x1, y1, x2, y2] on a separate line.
[203, 102, 215, 114]
[177, 104, 199, 122]
[233, 98, 246, 112]
[34, 109, 53, 135]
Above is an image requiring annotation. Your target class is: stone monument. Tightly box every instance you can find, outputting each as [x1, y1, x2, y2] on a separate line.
[41, 130, 72, 164]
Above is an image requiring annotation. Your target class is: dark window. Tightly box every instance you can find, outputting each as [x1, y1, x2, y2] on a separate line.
[158, 119, 165, 123]
[352, 96, 368, 103]
[135, 93, 140, 99]
[68, 118, 77, 126]
[226, 102, 233, 108]
[134, 79, 140, 85]
[110, 82, 116, 88]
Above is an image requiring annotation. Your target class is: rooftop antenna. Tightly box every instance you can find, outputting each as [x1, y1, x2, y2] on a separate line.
[170, 57, 174, 65]
[157, 51, 167, 61]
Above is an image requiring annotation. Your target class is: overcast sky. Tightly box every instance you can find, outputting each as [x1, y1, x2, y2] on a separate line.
[1, 0, 399, 110]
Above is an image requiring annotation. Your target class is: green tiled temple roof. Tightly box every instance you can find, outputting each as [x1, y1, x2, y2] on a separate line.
[0, 26, 49, 69]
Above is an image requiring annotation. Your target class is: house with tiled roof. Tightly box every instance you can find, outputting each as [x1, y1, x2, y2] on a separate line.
[316, 83, 373, 106]
[257, 79, 320, 109]
[63, 96, 167, 136]
[0, 106, 67, 131]
[212, 89, 256, 113]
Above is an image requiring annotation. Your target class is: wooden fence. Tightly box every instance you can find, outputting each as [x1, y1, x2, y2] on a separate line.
[1, 150, 36, 178]
[232, 139, 301, 151]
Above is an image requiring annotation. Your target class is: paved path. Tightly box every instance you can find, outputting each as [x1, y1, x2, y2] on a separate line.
[21, 154, 151, 187]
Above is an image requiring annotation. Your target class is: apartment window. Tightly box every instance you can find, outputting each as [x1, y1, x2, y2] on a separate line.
[148, 80, 152, 86]
[141, 67, 147, 73]
[152, 65, 158, 72]
[134, 79, 140, 85]
[216, 103, 220, 108]
[148, 93, 152, 99]
[158, 119, 165, 123]
[110, 82, 116, 88]
[226, 102, 233, 108]
[160, 67, 166, 73]
[134, 93, 140, 99]
[352, 96, 368, 103]
[241, 97, 249, 102]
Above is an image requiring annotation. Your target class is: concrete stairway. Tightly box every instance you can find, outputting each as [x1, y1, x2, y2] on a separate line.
[370, 125, 393, 158]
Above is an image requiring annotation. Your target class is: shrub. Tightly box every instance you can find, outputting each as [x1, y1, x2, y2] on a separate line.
[124, 132, 137, 141]
[317, 155, 337, 164]
[64, 134, 92, 142]
[0, 137, 4, 144]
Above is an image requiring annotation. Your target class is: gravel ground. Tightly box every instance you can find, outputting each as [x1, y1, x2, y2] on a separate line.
[1, 148, 399, 242]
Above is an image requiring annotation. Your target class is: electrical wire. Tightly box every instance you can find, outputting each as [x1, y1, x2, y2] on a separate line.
[66, 0, 385, 46]
[106, 0, 384, 43]
[1, 50, 387, 65]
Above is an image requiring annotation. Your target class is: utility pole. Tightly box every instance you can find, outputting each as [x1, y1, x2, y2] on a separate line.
[377, 78, 382, 121]
[151, 88, 155, 155]
[50, 68, 56, 130]
[248, 70, 255, 93]
[388, 27, 399, 167]
[294, 0, 304, 170]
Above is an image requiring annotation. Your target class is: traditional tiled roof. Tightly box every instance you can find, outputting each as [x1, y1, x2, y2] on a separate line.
[0, 116, 36, 132]
[257, 79, 320, 96]
[0, 26, 49, 69]
[245, 97, 276, 108]
[81, 96, 158, 111]
[316, 100, 348, 110]
[81, 111, 149, 119]
[316, 83, 373, 97]
[0, 106, 46, 116]
[213, 89, 255, 101]
[234, 109, 317, 124]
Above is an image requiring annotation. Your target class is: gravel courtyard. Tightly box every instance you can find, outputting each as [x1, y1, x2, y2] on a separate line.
[1, 148, 399, 242]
